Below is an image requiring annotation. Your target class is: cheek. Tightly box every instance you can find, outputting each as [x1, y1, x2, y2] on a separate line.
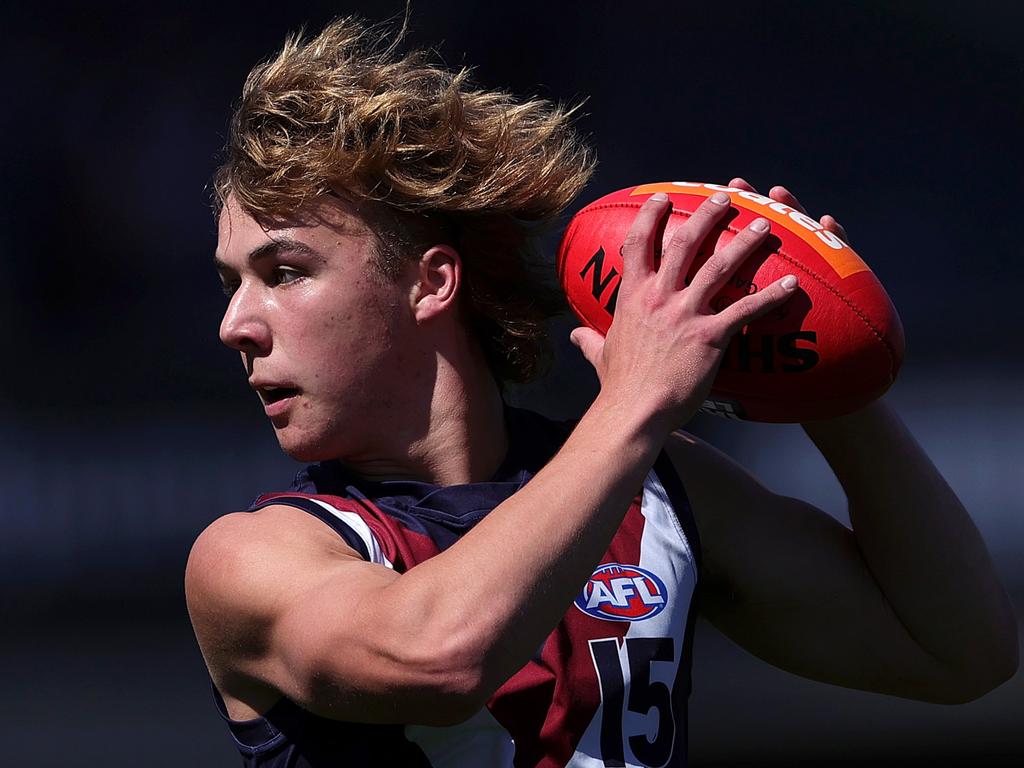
[292, 276, 411, 385]
[305, 311, 401, 384]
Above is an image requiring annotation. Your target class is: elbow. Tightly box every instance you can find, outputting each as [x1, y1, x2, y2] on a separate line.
[959, 616, 1021, 702]
[930, 667, 1016, 705]
[384, 589, 523, 724]
[388, 631, 492, 725]
[315, 581, 508, 725]
[925, 640, 1019, 705]
[292, 621, 491, 726]
[423, 683, 490, 726]
[958, 647, 1019, 704]
[922, 603, 1021, 705]
[368, 610, 498, 725]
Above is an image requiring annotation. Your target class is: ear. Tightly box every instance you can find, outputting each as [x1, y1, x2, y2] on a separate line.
[410, 245, 462, 323]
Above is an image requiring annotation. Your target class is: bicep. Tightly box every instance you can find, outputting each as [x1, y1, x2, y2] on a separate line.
[665, 432, 948, 699]
[186, 506, 470, 724]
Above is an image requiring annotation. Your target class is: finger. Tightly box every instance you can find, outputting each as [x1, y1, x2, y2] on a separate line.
[656, 191, 732, 290]
[620, 193, 671, 285]
[821, 214, 850, 245]
[569, 326, 605, 368]
[728, 177, 758, 193]
[682, 216, 771, 306]
[714, 274, 800, 337]
[768, 185, 808, 215]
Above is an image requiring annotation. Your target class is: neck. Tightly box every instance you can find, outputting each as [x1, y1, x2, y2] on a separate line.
[343, 333, 509, 486]
[413, 358, 509, 485]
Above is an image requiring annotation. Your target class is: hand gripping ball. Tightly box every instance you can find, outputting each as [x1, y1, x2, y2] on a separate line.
[556, 182, 905, 422]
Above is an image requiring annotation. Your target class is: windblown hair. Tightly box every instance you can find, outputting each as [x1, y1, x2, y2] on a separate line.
[214, 16, 595, 382]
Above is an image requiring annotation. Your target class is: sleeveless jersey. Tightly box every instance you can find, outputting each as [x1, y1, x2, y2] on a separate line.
[213, 408, 701, 768]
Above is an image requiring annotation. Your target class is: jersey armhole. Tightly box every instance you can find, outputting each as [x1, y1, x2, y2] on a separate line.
[653, 451, 703, 574]
[250, 495, 392, 567]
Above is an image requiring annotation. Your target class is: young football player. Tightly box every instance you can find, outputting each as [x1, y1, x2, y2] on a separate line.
[186, 17, 1017, 767]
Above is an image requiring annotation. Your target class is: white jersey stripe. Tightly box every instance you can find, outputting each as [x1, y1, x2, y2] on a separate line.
[306, 497, 394, 569]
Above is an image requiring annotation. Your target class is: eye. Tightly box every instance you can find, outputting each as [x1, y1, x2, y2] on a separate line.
[274, 266, 304, 286]
[220, 278, 239, 298]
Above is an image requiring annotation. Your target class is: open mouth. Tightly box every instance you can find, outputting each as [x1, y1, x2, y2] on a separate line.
[259, 386, 300, 404]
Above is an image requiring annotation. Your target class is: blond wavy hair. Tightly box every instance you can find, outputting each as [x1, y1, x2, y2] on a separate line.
[214, 16, 594, 382]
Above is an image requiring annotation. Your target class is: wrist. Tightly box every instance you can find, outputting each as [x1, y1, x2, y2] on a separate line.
[800, 397, 920, 488]
[801, 398, 895, 443]
[584, 390, 674, 457]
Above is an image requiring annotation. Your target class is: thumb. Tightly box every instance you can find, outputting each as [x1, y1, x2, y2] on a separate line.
[570, 326, 605, 368]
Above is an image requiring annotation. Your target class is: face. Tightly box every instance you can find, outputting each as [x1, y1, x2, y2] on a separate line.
[215, 195, 422, 462]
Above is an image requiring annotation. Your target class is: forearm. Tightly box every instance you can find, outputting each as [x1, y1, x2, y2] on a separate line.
[802, 399, 1018, 681]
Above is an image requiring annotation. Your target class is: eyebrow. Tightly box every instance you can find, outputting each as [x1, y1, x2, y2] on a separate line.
[213, 237, 326, 273]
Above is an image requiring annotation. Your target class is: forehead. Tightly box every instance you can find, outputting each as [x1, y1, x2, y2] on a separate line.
[215, 194, 378, 266]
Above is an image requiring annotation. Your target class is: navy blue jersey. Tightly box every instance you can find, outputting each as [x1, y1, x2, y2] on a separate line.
[213, 408, 701, 767]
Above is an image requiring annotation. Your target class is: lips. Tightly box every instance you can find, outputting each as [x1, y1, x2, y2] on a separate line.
[258, 385, 300, 405]
[249, 380, 302, 418]
[258, 387, 300, 418]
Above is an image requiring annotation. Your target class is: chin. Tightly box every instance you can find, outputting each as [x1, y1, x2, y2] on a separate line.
[280, 445, 324, 463]
[273, 428, 338, 464]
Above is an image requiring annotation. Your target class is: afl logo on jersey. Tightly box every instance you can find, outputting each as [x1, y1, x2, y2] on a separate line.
[574, 563, 668, 622]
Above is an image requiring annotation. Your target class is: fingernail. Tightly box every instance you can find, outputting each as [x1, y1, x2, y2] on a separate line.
[650, 192, 668, 202]
[781, 275, 798, 290]
[751, 218, 769, 232]
[710, 192, 730, 205]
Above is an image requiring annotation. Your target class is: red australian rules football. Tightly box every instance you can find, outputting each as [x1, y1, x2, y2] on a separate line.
[557, 182, 905, 422]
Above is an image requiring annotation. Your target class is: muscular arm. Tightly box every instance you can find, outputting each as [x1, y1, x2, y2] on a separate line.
[188, 398, 665, 725]
[670, 403, 1018, 703]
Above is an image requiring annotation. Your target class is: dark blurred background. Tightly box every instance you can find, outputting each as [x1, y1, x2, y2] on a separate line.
[2, 1, 1021, 765]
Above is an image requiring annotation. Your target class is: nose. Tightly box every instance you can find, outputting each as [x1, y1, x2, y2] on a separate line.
[219, 281, 272, 355]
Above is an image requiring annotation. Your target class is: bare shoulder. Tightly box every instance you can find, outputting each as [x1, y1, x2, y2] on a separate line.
[186, 503, 463, 724]
[184, 506, 361, 689]
[186, 506, 348, 620]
